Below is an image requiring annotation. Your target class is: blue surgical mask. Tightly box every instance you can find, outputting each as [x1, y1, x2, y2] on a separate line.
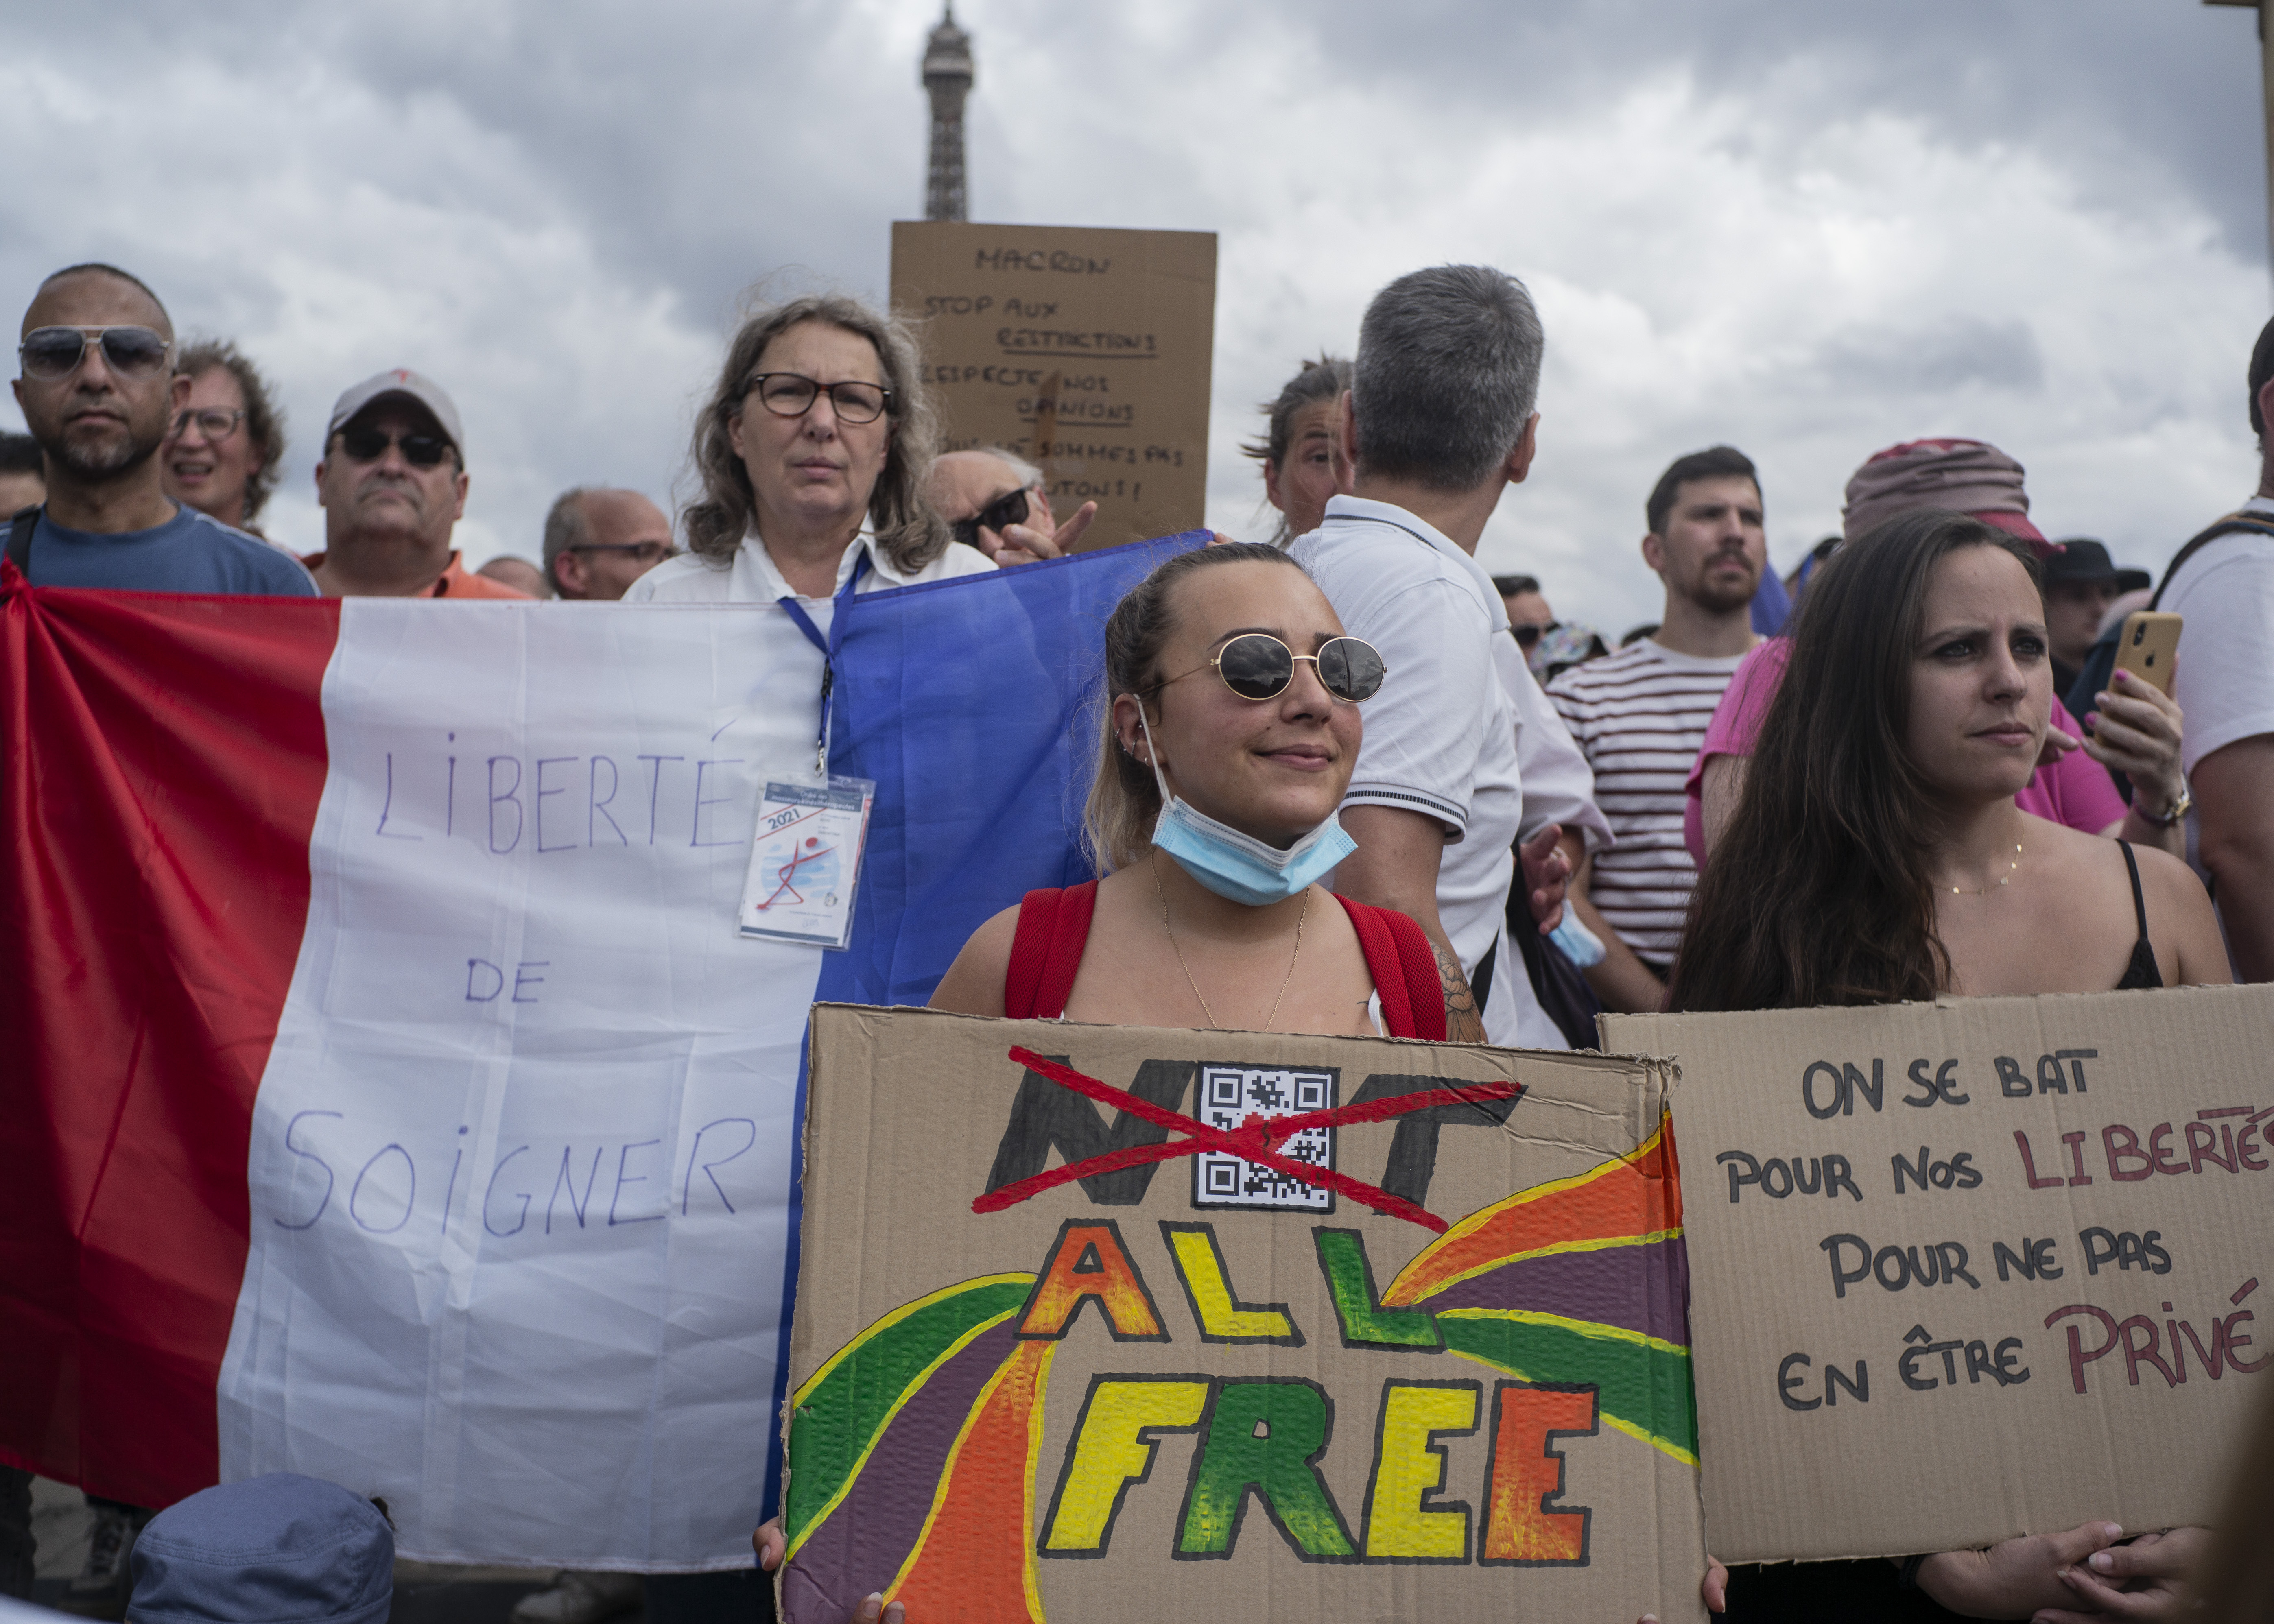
[1137, 708, 1356, 906]
[1549, 910, 1607, 969]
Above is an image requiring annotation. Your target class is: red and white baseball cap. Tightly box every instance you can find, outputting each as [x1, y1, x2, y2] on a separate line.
[326, 368, 465, 458]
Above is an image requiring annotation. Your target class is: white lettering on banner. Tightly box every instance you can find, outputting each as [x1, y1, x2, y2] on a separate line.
[218, 599, 828, 1571]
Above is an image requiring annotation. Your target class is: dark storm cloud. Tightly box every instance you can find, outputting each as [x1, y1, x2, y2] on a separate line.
[0, 2, 2263, 631]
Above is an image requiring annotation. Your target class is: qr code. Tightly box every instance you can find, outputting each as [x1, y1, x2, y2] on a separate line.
[1191, 1065, 1338, 1213]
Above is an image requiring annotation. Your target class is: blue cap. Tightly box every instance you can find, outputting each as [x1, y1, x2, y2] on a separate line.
[127, 1475, 394, 1624]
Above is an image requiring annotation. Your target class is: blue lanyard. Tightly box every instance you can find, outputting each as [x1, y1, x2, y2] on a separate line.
[777, 550, 872, 777]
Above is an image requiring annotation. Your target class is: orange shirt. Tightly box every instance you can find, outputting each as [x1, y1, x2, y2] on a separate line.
[298, 549, 533, 599]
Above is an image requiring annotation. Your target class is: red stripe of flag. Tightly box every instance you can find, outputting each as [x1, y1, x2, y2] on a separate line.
[1, 576, 339, 1506]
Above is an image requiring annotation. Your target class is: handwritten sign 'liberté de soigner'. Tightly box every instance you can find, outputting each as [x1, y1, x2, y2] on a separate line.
[891, 222, 1216, 550]
[1608, 986, 2274, 1565]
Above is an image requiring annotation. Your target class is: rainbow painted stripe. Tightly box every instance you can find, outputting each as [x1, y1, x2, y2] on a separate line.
[782, 1119, 1695, 1620]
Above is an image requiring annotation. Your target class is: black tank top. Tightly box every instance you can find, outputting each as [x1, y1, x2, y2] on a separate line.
[2115, 839, 2163, 990]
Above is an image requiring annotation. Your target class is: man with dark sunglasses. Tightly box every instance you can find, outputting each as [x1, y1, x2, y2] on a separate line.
[302, 369, 529, 598]
[922, 446, 1096, 563]
[5, 263, 315, 595]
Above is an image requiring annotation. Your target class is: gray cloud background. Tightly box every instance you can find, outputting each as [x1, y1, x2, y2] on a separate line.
[2, 1, 2265, 635]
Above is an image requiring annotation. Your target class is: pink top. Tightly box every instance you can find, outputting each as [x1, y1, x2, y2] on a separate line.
[1681, 639, 2127, 866]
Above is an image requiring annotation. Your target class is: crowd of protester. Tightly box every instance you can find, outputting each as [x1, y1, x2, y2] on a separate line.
[7, 255, 2274, 1623]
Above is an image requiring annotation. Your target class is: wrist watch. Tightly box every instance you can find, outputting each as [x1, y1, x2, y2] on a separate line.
[2136, 778, 2193, 827]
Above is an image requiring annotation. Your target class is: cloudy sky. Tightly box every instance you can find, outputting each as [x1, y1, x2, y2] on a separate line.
[3, 1, 2266, 633]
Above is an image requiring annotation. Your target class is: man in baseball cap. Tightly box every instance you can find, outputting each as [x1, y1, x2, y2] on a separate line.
[303, 368, 528, 598]
[2041, 537, 2150, 694]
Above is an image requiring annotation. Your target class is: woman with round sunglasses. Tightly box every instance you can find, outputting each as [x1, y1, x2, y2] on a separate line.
[930, 542, 1479, 1039]
[750, 545, 1468, 1616]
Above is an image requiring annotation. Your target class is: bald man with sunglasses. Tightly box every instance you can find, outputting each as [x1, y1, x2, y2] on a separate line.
[303, 369, 529, 598]
[7, 263, 314, 594]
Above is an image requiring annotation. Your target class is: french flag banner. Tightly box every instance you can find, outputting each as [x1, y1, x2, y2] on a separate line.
[0, 535, 1199, 1570]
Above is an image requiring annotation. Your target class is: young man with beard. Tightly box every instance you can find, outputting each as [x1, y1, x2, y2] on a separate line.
[7, 264, 313, 594]
[1549, 445, 1765, 1012]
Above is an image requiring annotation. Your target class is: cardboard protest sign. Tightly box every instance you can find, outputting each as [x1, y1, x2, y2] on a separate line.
[1607, 985, 2274, 1564]
[891, 222, 1217, 548]
[781, 1004, 1706, 1623]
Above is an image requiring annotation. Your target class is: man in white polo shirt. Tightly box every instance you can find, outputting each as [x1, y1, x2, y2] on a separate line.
[1292, 264, 1547, 1046]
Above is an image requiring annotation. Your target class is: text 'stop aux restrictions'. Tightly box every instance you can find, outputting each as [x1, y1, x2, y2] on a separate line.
[891, 222, 1217, 549]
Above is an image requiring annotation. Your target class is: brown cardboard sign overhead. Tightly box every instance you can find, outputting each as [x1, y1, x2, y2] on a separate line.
[1606, 985, 2274, 1565]
[782, 1004, 1706, 1622]
[891, 222, 1217, 549]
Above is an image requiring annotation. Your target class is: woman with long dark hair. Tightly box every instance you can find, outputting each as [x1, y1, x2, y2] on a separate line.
[1674, 509, 2224, 1013]
[1675, 509, 2226, 1621]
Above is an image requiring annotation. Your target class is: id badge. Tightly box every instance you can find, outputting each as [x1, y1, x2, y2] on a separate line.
[738, 776, 876, 950]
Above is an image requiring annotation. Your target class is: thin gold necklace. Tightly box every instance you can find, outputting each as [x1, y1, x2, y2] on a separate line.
[1948, 840, 2023, 896]
[1152, 850, 1308, 1032]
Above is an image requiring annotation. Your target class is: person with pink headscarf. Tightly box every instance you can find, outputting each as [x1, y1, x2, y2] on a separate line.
[1685, 438, 2189, 868]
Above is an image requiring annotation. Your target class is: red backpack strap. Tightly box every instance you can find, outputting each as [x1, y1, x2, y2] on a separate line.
[1334, 895, 1446, 1041]
[1003, 881, 1099, 1019]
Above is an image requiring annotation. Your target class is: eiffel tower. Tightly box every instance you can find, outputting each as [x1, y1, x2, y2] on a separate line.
[921, 7, 973, 222]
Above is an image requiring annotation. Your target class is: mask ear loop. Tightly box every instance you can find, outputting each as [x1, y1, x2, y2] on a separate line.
[1133, 700, 1175, 807]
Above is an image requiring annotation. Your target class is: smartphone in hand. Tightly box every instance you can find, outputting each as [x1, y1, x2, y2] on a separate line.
[2112, 610, 2181, 696]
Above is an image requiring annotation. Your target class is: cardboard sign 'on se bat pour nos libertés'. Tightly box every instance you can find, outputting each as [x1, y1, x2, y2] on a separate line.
[891, 223, 1216, 550]
[782, 1006, 1707, 1624]
[1607, 983, 2274, 1566]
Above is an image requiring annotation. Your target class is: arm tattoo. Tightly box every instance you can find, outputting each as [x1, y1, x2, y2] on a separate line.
[1434, 938, 1487, 1044]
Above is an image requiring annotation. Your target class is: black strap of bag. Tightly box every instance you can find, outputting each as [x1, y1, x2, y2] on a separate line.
[5, 505, 36, 578]
[2147, 512, 2274, 610]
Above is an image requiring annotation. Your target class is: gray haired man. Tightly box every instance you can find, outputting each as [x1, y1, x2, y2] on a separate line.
[1291, 264, 1571, 1047]
[922, 445, 1095, 562]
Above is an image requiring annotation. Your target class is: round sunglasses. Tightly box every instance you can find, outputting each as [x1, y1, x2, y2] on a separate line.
[1156, 633, 1387, 704]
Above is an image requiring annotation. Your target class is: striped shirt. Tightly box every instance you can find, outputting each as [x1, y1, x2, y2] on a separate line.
[1547, 640, 1750, 961]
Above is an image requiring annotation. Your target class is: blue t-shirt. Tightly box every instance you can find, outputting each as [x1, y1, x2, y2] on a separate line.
[21, 504, 318, 596]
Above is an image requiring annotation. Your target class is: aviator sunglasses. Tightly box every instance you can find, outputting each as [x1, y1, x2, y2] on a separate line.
[19, 325, 173, 381]
[1156, 633, 1387, 705]
[950, 486, 1030, 550]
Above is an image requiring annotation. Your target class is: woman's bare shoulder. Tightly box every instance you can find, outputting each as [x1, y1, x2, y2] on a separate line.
[929, 903, 1024, 1016]
[2130, 839, 2207, 900]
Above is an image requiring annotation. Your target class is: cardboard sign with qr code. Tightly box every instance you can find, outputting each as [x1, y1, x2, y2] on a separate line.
[780, 1004, 1706, 1623]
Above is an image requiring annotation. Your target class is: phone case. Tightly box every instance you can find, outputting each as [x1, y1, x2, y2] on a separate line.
[2112, 611, 2182, 696]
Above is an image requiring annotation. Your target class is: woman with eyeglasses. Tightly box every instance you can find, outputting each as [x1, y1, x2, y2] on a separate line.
[929, 542, 1477, 1039]
[627, 295, 993, 611]
[161, 340, 286, 539]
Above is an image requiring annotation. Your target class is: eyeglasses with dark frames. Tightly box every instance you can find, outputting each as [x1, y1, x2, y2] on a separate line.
[18, 325, 173, 382]
[744, 373, 891, 426]
[950, 487, 1031, 550]
[169, 407, 246, 443]
[567, 541, 679, 565]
